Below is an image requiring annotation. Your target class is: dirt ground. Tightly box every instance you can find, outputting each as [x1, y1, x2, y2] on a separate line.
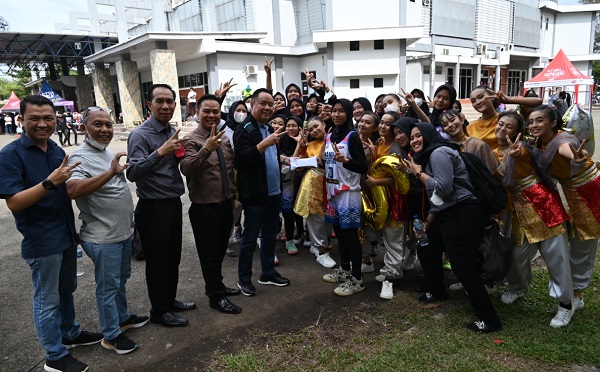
[1, 107, 599, 372]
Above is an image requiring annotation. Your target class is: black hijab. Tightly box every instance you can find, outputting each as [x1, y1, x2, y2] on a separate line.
[273, 91, 287, 114]
[411, 122, 458, 166]
[280, 116, 302, 156]
[330, 98, 355, 143]
[306, 93, 323, 117]
[225, 100, 248, 131]
[406, 88, 430, 119]
[286, 98, 306, 121]
[392, 117, 418, 152]
[429, 84, 457, 127]
[352, 97, 373, 113]
[285, 83, 302, 101]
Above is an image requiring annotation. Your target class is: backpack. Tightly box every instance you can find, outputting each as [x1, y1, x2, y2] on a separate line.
[456, 152, 507, 215]
[477, 219, 513, 286]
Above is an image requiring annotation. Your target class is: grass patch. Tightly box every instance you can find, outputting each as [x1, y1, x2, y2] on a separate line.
[209, 261, 600, 371]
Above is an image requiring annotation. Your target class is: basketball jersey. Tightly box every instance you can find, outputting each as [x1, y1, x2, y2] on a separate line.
[324, 131, 361, 199]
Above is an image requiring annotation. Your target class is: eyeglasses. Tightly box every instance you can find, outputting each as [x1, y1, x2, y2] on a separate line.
[81, 106, 111, 123]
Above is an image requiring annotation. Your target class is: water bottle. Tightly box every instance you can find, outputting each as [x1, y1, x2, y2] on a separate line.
[413, 215, 429, 246]
[76, 247, 84, 277]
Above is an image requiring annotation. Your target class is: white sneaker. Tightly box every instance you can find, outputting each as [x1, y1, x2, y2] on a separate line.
[449, 282, 464, 291]
[309, 246, 319, 257]
[361, 262, 375, 273]
[316, 252, 336, 268]
[573, 297, 585, 311]
[401, 254, 417, 271]
[334, 277, 364, 296]
[485, 285, 496, 294]
[380, 280, 393, 300]
[550, 305, 575, 328]
[323, 267, 351, 283]
[500, 291, 524, 304]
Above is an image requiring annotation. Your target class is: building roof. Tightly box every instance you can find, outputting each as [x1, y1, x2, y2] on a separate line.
[0, 32, 118, 73]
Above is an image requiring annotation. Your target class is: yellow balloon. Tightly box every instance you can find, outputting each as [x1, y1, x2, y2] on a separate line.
[361, 154, 411, 231]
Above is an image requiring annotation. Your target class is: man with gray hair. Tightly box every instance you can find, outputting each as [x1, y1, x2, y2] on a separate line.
[67, 107, 148, 355]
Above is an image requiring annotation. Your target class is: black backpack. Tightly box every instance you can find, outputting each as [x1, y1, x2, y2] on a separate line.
[456, 152, 507, 215]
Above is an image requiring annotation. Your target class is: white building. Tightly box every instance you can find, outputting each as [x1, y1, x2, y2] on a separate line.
[70, 0, 598, 123]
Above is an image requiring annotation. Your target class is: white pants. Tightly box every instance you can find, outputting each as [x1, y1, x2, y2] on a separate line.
[307, 214, 332, 250]
[569, 229, 598, 291]
[380, 225, 405, 278]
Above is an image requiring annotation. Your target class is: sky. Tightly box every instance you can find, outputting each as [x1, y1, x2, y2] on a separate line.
[3, 0, 88, 34]
[1, 0, 585, 34]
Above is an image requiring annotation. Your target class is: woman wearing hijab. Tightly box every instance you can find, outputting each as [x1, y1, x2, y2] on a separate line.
[287, 98, 307, 123]
[322, 99, 369, 296]
[273, 92, 287, 116]
[406, 122, 502, 333]
[306, 93, 322, 118]
[285, 83, 302, 102]
[405, 88, 431, 120]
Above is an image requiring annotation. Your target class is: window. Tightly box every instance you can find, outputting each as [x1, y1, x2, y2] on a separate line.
[423, 65, 431, 75]
[374, 40, 384, 50]
[435, 66, 443, 75]
[374, 78, 383, 88]
[545, 17, 549, 31]
[350, 79, 360, 89]
[350, 41, 360, 51]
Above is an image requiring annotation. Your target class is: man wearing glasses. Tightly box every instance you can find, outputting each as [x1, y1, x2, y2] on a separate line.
[126, 84, 194, 327]
[66, 107, 148, 355]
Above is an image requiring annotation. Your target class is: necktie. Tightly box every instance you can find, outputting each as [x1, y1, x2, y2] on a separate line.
[216, 147, 231, 200]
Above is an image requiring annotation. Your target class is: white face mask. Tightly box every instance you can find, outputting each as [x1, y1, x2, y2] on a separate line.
[414, 98, 423, 107]
[234, 112, 247, 123]
[85, 134, 108, 151]
[384, 104, 398, 113]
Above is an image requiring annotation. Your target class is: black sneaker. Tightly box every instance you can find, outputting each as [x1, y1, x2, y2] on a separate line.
[238, 281, 257, 296]
[258, 273, 290, 287]
[120, 314, 149, 332]
[63, 331, 103, 349]
[465, 320, 502, 333]
[101, 333, 139, 355]
[44, 354, 89, 372]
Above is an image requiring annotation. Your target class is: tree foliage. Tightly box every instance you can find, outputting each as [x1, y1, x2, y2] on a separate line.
[0, 64, 32, 100]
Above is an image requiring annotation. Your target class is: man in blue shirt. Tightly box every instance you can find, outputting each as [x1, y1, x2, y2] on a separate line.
[0, 95, 102, 372]
[233, 88, 290, 296]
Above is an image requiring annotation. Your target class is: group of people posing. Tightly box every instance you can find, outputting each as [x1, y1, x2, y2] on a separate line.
[0, 73, 597, 372]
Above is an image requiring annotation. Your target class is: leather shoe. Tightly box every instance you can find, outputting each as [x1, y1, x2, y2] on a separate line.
[209, 297, 242, 314]
[171, 300, 196, 312]
[150, 312, 188, 327]
[225, 287, 241, 296]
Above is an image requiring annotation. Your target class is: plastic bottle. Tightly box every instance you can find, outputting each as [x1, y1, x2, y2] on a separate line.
[413, 215, 429, 246]
[76, 247, 84, 277]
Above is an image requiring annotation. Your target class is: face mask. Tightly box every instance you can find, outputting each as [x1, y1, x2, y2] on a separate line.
[234, 112, 247, 123]
[85, 134, 108, 151]
[384, 104, 398, 113]
[414, 98, 423, 107]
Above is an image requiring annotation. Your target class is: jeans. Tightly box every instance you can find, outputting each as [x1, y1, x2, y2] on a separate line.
[238, 195, 281, 283]
[81, 237, 132, 340]
[26, 245, 80, 361]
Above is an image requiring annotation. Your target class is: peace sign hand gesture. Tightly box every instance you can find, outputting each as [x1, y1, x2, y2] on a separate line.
[264, 56, 275, 74]
[291, 128, 308, 148]
[157, 129, 189, 157]
[48, 155, 81, 186]
[332, 142, 348, 164]
[204, 124, 227, 152]
[400, 88, 415, 105]
[570, 139, 589, 163]
[506, 133, 522, 158]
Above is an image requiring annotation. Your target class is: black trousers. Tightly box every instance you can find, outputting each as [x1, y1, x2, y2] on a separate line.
[418, 201, 501, 325]
[134, 198, 183, 316]
[189, 202, 233, 299]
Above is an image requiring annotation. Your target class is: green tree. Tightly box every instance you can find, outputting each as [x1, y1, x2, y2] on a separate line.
[0, 77, 28, 100]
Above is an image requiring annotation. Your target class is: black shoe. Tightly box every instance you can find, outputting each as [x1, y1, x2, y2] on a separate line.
[209, 297, 242, 314]
[465, 320, 502, 333]
[62, 330, 103, 349]
[238, 281, 257, 296]
[150, 312, 188, 327]
[225, 287, 241, 296]
[44, 354, 89, 372]
[415, 285, 429, 293]
[171, 299, 196, 311]
[101, 333, 139, 355]
[119, 314, 149, 331]
[258, 273, 290, 287]
[418, 292, 450, 304]
[416, 273, 426, 281]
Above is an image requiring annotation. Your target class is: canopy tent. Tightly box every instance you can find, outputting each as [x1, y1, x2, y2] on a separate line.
[39, 81, 74, 110]
[0, 91, 21, 112]
[524, 49, 593, 104]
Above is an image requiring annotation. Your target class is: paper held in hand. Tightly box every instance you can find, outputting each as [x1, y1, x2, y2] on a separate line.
[290, 156, 318, 170]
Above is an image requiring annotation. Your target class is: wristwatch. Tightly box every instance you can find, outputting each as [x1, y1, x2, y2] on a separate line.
[415, 171, 424, 179]
[42, 179, 56, 190]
